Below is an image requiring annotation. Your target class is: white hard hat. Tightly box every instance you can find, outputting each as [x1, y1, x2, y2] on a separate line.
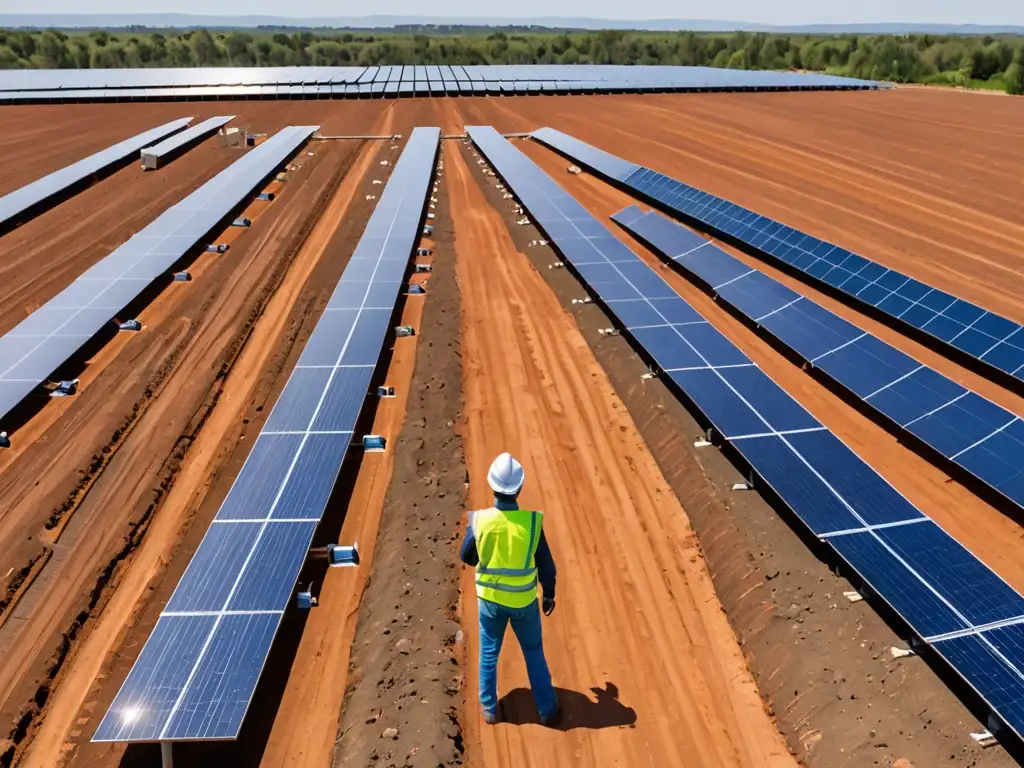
[488, 452, 525, 495]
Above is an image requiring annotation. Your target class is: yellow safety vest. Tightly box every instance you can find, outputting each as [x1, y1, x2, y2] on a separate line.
[472, 507, 543, 609]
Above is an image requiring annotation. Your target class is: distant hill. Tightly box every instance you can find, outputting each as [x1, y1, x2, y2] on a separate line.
[1, 14, 1023, 35]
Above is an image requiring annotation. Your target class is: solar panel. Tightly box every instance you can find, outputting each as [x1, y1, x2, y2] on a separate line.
[531, 127, 1024, 390]
[140, 116, 235, 169]
[0, 126, 318, 431]
[467, 124, 1024, 746]
[613, 207, 1024, 515]
[93, 126, 440, 744]
[0, 117, 192, 233]
[0, 66, 882, 103]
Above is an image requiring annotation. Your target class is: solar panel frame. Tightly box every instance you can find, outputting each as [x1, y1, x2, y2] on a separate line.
[469, 124, 1024, 746]
[532, 127, 1024, 392]
[93, 126, 440, 745]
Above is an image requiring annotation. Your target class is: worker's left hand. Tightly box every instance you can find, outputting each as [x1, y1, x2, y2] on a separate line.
[542, 597, 555, 616]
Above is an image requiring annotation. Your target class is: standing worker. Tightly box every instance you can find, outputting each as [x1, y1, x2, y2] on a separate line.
[460, 452, 560, 726]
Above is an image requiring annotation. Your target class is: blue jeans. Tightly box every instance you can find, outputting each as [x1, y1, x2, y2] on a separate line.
[478, 597, 557, 718]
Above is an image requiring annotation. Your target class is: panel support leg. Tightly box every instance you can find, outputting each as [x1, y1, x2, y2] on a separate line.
[161, 742, 174, 768]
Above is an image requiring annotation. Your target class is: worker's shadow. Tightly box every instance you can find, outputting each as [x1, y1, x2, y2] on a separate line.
[497, 681, 637, 730]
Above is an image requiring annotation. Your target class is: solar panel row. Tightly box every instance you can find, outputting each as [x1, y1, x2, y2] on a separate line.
[93, 126, 441, 744]
[0, 117, 192, 233]
[0, 65, 879, 103]
[467, 125, 1024, 746]
[612, 206, 1024, 515]
[141, 115, 235, 169]
[530, 127, 1024, 391]
[0, 125, 317, 431]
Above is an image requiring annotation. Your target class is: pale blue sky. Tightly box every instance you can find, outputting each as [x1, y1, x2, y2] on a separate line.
[15, 0, 1024, 26]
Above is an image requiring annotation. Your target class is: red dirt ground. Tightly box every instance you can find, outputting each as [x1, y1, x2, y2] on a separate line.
[0, 89, 1021, 768]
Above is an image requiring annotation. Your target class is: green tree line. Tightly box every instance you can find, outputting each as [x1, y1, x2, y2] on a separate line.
[1, 27, 1022, 94]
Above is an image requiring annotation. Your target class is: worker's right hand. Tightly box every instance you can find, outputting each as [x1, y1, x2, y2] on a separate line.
[542, 597, 555, 616]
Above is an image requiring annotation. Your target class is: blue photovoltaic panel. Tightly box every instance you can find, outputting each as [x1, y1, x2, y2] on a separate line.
[532, 127, 1024, 390]
[87, 615, 215, 741]
[827, 524, 972, 638]
[159, 613, 279, 741]
[0, 117, 192, 231]
[93, 126, 439, 744]
[0, 126, 318, 431]
[141, 115, 235, 168]
[933, 631, 1024, 738]
[469, 125, 1024, 745]
[611, 207, 1024, 515]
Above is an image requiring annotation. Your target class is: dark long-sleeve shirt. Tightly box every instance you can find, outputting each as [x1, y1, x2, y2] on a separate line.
[460, 498, 556, 600]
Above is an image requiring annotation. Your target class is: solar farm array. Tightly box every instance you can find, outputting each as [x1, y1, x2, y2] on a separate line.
[532, 127, 1024, 390]
[92, 126, 440, 743]
[0, 124, 315, 429]
[613, 206, 1024, 516]
[467, 125, 1024, 745]
[0, 64, 879, 102]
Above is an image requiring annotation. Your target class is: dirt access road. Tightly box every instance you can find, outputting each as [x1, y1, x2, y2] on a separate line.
[445, 138, 793, 767]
